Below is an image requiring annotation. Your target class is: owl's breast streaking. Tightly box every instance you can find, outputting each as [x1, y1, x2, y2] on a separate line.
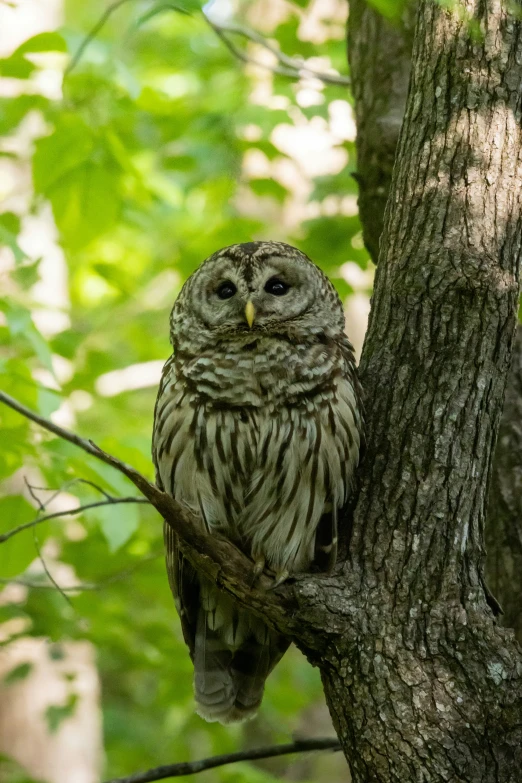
[154, 334, 361, 574]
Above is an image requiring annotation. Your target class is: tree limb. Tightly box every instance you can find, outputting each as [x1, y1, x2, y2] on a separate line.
[103, 737, 342, 783]
[0, 497, 149, 544]
[64, 0, 350, 87]
[0, 391, 325, 646]
[204, 17, 351, 86]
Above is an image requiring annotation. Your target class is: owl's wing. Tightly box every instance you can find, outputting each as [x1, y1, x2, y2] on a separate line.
[313, 336, 364, 573]
[164, 520, 199, 659]
[153, 357, 200, 659]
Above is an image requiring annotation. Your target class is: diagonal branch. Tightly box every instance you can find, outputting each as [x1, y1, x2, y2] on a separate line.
[204, 17, 350, 86]
[0, 391, 321, 645]
[103, 737, 342, 783]
[65, 0, 134, 75]
[63, 0, 350, 86]
[0, 552, 162, 593]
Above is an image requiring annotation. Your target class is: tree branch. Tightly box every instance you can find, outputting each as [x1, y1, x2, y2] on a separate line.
[103, 738, 341, 783]
[204, 17, 351, 86]
[63, 0, 350, 87]
[0, 497, 149, 544]
[347, 0, 415, 261]
[0, 391, 325, 646]
[64, 0, 134, 75]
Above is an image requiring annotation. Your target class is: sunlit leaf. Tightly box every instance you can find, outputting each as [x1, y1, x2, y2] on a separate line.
[3, 662, 34, 686]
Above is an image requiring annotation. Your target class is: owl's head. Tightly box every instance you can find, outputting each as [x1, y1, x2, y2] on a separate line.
[171, 241, 345, 350]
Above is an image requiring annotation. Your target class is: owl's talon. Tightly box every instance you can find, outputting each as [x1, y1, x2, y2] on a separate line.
[250, 557, 266, 587]
[268, 569, 290, 591]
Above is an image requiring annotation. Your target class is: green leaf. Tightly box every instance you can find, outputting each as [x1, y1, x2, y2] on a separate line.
[44, 693, 78, 734]
[366, 0, 407, 20]
[0, 33, 66, 80]
[11, 259, 41, 289]
[49, 163, 120, 248]
[94, 500, 140, 552]
[3, 662, 34, 686]
[33, 116, 94, 193]
[0, 55, 34, 79]
[0, 496, 37, 578]
[0, 95, 48, 135]
[249, 178, 289, 202]
[15, 32, 67, 55]
[0, 213, 26, 263]
[3, 303, 56, 376]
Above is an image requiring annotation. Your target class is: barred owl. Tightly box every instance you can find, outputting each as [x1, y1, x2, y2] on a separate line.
[153, 241, 363, 724]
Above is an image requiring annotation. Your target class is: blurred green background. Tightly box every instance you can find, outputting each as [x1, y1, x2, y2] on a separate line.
[0, 0, 374, 781]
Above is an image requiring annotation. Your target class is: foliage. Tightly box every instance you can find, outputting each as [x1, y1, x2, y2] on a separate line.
[0, 0, 371, 780]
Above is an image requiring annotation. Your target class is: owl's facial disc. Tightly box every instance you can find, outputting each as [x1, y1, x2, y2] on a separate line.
[192, 255, 318, 336]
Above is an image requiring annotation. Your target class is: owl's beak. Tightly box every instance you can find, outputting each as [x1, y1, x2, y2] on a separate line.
[245, 301, 255, 328]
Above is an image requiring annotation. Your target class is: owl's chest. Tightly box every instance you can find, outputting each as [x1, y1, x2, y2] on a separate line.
[180, 340, 334, 409]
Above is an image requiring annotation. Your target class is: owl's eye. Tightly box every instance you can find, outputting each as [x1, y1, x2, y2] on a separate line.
[265, 277, 290, 296]
[216, 281, 237, 300]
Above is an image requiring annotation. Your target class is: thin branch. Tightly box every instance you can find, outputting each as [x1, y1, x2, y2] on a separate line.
[32, 526, 74, 607]
[206, 18, 302, 80]
[26, 478, 117, 504]
[208, 19, 351, 86]
[65, 0, 135, 75]
[0, 392, 318, 644]
[0, 497, 149, 544]
[0, 551, 162, 593]
[0, 391, 156, 496]
[63, 0, 350, 87]
[103, 738, 342, 783]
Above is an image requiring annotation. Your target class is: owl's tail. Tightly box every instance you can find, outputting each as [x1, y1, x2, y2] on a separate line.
[193, 592, 288, 724]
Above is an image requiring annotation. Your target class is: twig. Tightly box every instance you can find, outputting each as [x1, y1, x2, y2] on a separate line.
[0, 498, 149, 544]
[33, 527, 74, 606]
[0, 391, 156, 497]
[63, 0, 350, 87]
[103, 738, 342, 783]
[22, 476, 74, 605]
[0, 391, 300, 639]
[0, 551, 162, 593]
[65, 0, 135, 75]
[206, 18, 351, 86]
[26, 478, 117, 504]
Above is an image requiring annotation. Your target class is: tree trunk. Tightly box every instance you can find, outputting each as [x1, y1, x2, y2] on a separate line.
[317, 0, 522, 779]
[348, 0, 522, 649]
[347, 0, 415, 263]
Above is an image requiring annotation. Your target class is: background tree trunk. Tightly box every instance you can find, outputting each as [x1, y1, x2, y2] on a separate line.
[316, 0, 522, 780]
[347, 0, 415, 263]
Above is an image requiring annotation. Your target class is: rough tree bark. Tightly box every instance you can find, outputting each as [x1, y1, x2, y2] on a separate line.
[320, 0, 522, 779]
[348, 0, 522, 649]
[347, 0, 415, 262]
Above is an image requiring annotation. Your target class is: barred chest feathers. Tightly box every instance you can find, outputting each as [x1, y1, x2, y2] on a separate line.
[154, 333, 361, 574]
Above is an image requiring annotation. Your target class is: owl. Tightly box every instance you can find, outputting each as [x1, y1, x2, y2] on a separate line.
[152, 241, 363, 724]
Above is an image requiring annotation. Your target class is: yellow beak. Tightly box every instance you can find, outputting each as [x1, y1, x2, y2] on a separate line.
[245, 301, 255, 328]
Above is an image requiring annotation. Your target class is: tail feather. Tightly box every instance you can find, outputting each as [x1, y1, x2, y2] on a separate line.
[193, 586, 289, 724]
